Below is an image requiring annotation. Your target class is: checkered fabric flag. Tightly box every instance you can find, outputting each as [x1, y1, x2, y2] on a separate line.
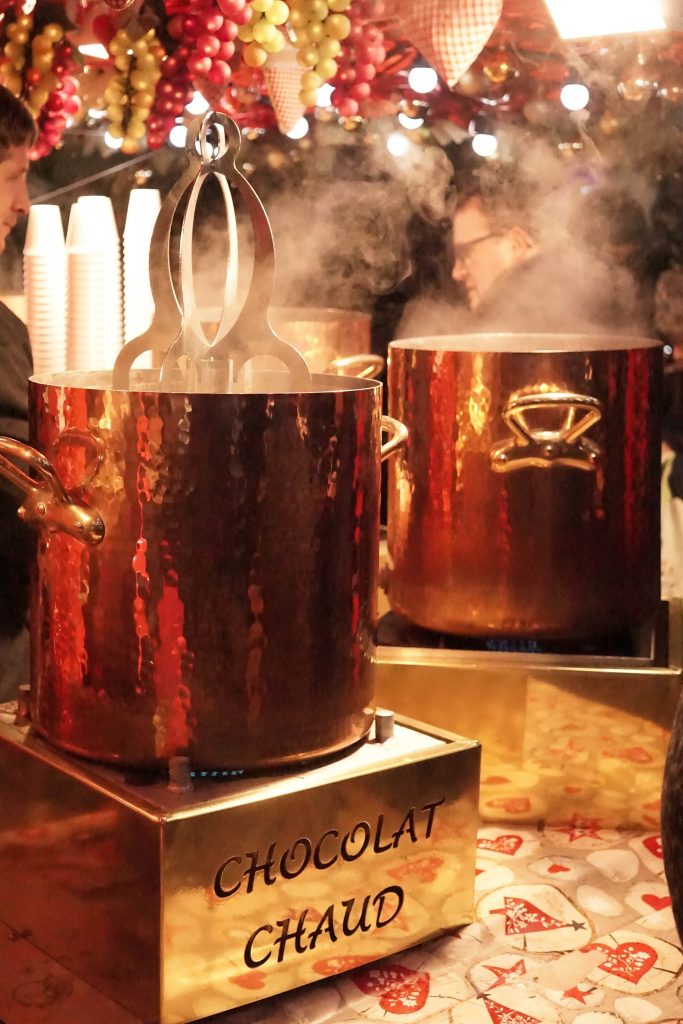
[195, 79, 230, 113]
[402, 0, 503, 89]
[263, 49, 306, 134]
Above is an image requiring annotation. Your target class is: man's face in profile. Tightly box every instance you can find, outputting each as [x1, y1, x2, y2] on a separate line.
[0, 145, 30, 254]
[451, 197, 522, 311]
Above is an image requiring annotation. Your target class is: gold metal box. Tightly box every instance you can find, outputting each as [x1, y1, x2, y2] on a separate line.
[0, 714, 480, 1024]
[375, 600, 682, 830]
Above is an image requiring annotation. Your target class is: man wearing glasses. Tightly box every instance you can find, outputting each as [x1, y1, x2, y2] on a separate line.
[452, 187, 538, 314]
[451, 179, 644, 334]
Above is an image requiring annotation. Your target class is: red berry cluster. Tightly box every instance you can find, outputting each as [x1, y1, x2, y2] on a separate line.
[147, 48, 193, 148]
[0, 12, 79, 159]
[33, 74, 79, 159]
[330, 0, 386, 118]
[165, 0, 249, 91]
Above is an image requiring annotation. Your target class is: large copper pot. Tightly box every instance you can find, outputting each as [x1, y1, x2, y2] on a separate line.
[0, 370, 406, 769]
[387, 333, 662, 638]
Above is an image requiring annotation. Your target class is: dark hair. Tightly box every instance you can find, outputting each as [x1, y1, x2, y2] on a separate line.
[455, 168, 540, 237]
[0, 86, 36, 155]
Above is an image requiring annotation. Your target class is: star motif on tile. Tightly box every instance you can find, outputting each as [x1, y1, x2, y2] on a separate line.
[553, 815, 603, 842]
[562, 985, 592, 1004]
[481, 959, 526, 990]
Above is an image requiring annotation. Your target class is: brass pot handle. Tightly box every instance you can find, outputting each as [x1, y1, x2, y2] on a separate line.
[381, 415, 408, 462]
[0, 436, 105, 545]
[491, 388, 602, 473]
[327, 354, 386, 379]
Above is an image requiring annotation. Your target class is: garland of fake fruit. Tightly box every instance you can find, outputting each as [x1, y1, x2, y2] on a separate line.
[329, 0, 386, 117]
[0, 0, 391, 153]
[0, 10, 79, 158]
[105, 24, 164, 152]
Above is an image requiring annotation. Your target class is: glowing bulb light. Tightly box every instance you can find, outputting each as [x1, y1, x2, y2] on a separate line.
[186, 92, 210, 115]
[169, 124, 188, 148]
[560, 81, 590, 110]
[398, 112, 424, 130]
[544, 0, 666, 38]
[78, 43, 109, 60]
[286, 117, 309, 140]
[408, 66, 438, 94]
[104, 130, 124, 150]
[471, 132, 498, 158]
[387, 132, 411, 157]
[316, 83, 334, 107]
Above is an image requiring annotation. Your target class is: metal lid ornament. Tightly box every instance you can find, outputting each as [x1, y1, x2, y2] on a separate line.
[112, 109, 312, 394]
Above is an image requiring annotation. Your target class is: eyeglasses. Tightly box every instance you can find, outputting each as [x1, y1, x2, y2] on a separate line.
[453, 232, 503, 262]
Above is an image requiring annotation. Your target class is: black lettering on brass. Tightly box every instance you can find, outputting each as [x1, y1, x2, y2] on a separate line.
[373, 885, 404, 928]
[341, 821, 371, 862]
[421, 798, 445, 838]
[244, 843, 277, 893]
[341, 894, 372, 936]
[313, 828, 339, 870]
[373, 814, 393, 854]
[273, 912, 308, 962]
[244, 924, 273, 968]
[307, 902, 338, 949]
[392, 807, 418, 847]
[280, 837, 312, 880]
[214, 856, 242, 898]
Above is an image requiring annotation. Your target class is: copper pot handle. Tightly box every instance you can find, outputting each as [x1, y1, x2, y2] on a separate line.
[0, 436, 105, 545]
[381, 416, 408, 462]
[327, 354, 386, 379]
[51, 427, 107, 488]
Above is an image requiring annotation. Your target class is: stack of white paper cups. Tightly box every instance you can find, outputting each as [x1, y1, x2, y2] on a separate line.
[23, 204, 66, 374]
[66, 195, 122, 371]
[123, 188, 160, 369]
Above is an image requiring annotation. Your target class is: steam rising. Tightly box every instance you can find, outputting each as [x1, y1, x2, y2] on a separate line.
[192, 134, 456, 319]
[191, 126, 657, 344]
[399, 128, 656, 340]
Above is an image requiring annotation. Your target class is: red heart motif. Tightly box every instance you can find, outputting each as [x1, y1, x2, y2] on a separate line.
[478, 834, 523, 856]
[388, 855, 444, 883]
[314, 956, 375, 977]
[353, 965, 430, 1014]
[584, 941, 657, 983]
[642, 894, 672, 911]
[643, 834, 663, 859]
[485, 797, 531, 814]
[483, 775, 511, 785]
[620, 746, 654, 764]
[547, 863, 571, 874]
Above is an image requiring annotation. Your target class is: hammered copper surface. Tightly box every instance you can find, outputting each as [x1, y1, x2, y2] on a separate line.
[387, 334, 662, 638]
[25, 371, 383, 768]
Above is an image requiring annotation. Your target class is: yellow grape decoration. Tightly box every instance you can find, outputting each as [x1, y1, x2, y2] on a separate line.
[237, 0, 289, 68]
[287, 0, 352, 106]
[105, 27, 164, 153]
[0, 12, 79, 158]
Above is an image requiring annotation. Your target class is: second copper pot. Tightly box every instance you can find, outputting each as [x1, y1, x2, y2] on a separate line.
[387, 333, 662, 639]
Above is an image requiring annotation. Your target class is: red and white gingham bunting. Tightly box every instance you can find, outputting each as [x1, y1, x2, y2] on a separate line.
[262, 51, 306, 135]
[401, 0, 503, 89]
